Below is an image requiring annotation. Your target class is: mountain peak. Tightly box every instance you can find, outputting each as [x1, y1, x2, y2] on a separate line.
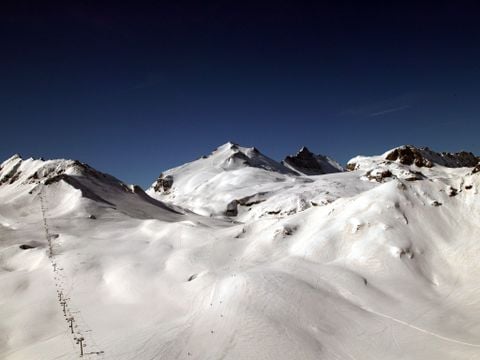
[347, 145, 479, 177]
[297, 146, 313, 156]
[282, 147, 343, 175]
[1, 153, 22, 168]
[0, 155, 129, 194]
[384, 145, 478, 168]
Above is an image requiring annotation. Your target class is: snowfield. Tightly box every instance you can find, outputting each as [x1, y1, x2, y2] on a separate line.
[1, 144, 480, 360]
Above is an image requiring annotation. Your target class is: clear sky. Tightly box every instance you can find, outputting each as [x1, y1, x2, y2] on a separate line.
[2, 1, 480, 187]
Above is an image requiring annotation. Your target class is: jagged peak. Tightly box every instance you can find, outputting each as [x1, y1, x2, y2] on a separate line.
[213, 141, 261, 157]
[215, 141, 241, 152]
[295, 146, 314, 157]
[283, 147, 343, 175]
[1, 153, 22, 168]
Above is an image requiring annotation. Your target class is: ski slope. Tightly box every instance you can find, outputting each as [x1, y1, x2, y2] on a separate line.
[1, 145, 479, 360]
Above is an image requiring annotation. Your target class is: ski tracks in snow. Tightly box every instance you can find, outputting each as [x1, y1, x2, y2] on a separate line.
[362, 306, 480, 348]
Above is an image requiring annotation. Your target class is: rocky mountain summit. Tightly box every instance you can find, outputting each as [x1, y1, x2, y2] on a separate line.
[282, 146, 344, 175]
[384, 145, 478, 168]
[348, 145, 479, 171]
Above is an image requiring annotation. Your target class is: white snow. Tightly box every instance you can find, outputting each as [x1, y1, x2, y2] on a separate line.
[1, 145, 480, 360]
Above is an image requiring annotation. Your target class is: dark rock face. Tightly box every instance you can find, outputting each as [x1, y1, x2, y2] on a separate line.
[404, 171, 426, 181]
[345, 163, 357, 171]
[19, 241, 42, 250]
[283, 147, 343, 175]
[224, 192, 268, 217]
[385, 147, 434, 167]
[19, 244, 35, 250]
[386, 146, 478, 168]
[225, 200, 239, 216]
[448, 187, 458, 197]
[366, 169, 392, 182]
[187, 274, 198, 282]
[0, 159, 22, 185]
[153, 174, 174, 193]
[447, 152, 479, 167]
[472, 164, 480, 174]
[226, 152, 251, 166]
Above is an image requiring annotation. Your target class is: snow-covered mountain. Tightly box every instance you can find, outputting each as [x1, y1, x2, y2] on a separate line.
[0, 154, 180, 220]
[348, 144, 478, 171]
[1, 145, 480, 360]
[347, 145, 479, 182]
[282, 146, 344, 175]
[147, 142, 350, 220]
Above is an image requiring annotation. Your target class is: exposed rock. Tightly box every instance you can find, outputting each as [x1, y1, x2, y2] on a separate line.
[18, 241, 42, 250]
[225, 200, 239, 216]
[282, 147, 343, 175]
[398, 248, 415, 259]
[0, 158, 22, 186]
[366, 169, 392, 182]
[8, 171, 22, 184]
[236, 193, 268, 207]
[27, 171, 39, 181]
[448, 187, 458, 197]
[153, 174, 174, 193]
[225, 152, 251, 168]
[19, 244, 35, 250]
[404, 171, 426, 181]
[472, 164, 480, 174]
[282, 226, 296, 236]
[187, 274, 198, 282]
[386, 145, 478, 168]
[345, 162, 357, 171]
[224, 192, 269, 217]
[44, 174, 68, 185]
[385, 146, 434, 167]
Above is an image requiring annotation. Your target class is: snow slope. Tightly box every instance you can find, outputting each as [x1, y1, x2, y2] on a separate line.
[1, 146, 480, 360]
[147, 142, 352, 221]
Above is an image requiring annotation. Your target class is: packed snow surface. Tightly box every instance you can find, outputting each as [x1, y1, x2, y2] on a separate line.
[1, 145, 480, 360]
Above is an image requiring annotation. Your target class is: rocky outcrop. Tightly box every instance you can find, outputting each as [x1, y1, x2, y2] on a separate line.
[385, 145, 478, 168]
[225, 200, 239, 216]
[225, 192, 268, 217]
[0, 156, 22, 185]
[153, 174, 174, 193]
[282, 147, 343, 175]
[345, 163, 357, 171]
[472, 164, 480, 174]
[366, 169, 392, 182]
[385, 146, 434, 167]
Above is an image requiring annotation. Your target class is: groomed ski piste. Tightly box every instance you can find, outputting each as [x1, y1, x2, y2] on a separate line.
[1, 143, 480, 360]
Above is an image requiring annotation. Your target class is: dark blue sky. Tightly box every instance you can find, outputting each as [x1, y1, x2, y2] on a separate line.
[2, 1, 480, 187]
